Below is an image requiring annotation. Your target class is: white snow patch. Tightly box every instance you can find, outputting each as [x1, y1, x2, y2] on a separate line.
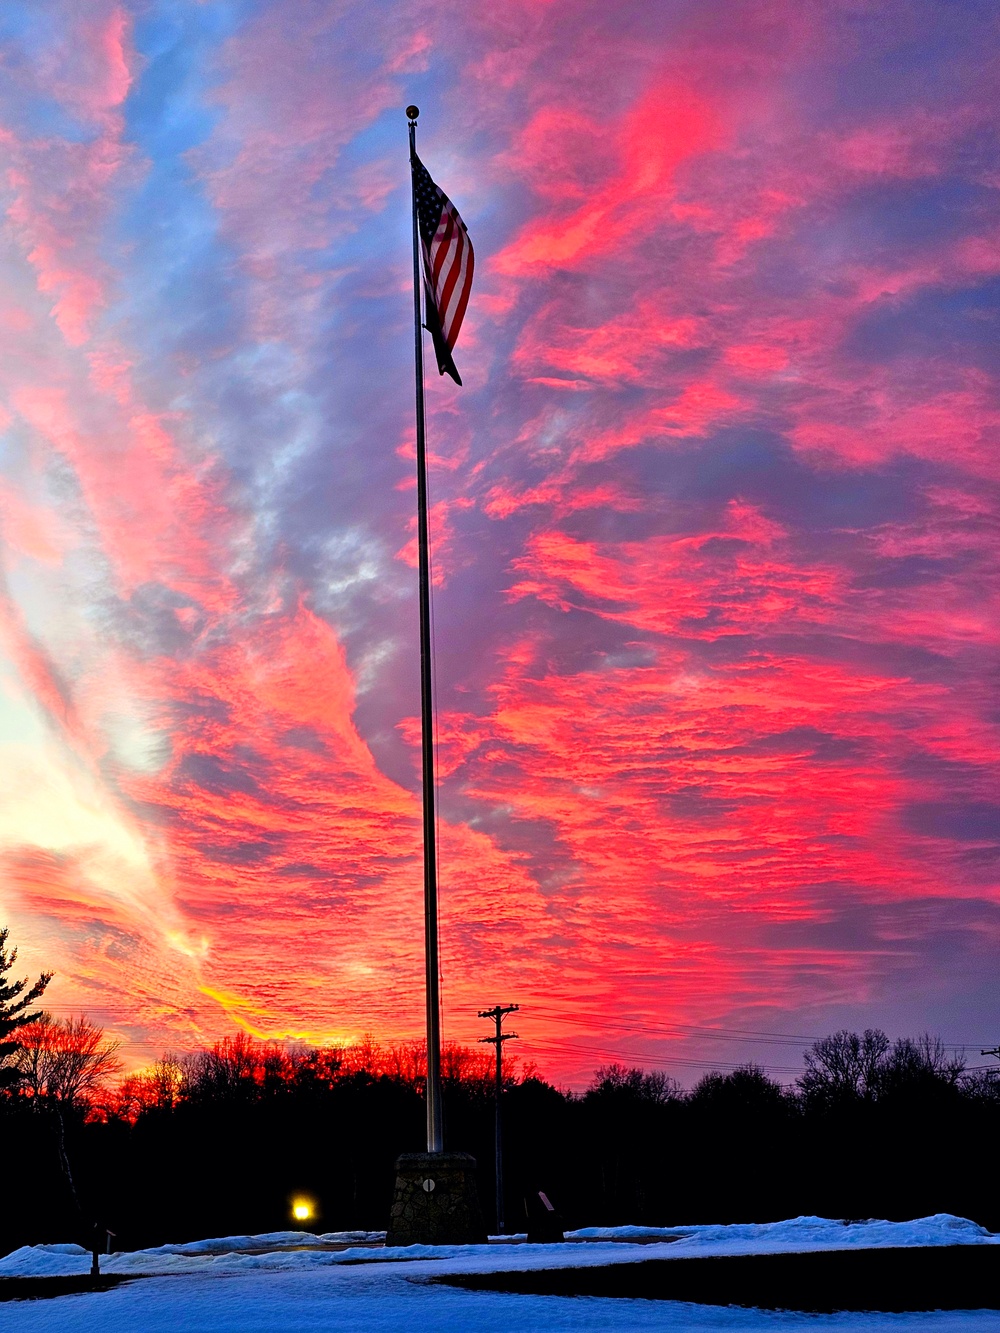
[569, 1213, 995, 1252]
[1, 1215, 999, 1333]
[1, 1212, 995, 1280]
[135, 1229, 385, 1256]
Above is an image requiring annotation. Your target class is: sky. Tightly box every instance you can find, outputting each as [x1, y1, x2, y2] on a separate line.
[0, 0, 997, 1088]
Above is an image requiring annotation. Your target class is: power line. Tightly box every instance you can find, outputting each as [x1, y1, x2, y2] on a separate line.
[527, 1006, 981, 1052]
[521, 1037, 804, 1076]
[529, 1005, 818, 1044]
[531, 1012, 811, 1047]
[32, 1004, 990, 1063]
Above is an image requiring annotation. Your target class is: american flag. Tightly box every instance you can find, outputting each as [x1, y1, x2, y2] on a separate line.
[412, 153, 474, 386]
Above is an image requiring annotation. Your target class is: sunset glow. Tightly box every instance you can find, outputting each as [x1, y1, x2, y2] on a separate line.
[0, 0, 997, 1086]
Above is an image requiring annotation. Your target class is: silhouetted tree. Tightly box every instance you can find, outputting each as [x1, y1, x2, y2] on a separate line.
[114, 1055, 184, 1120]
[179, 1032, 291, 1104]
[581, 1066, 682, 1221]
[588, 1064, 681, 1104]
[0, 926, 51, 1095]
[960, 1068, 1000, 1103]
[689, 1063, 791, 1115]
[798, 1028, 891, 1108]
[14, 1015, 123, 1110]
[799, 1030, 965, 1110]
[880, 1035, 964, 1100]
[14, 1014, 122, 1220]
[5, 1024, 1000, 1256]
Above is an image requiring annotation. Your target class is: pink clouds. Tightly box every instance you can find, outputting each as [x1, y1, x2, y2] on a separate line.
[507, 521, 840, 640]
[494, 83, 721, 274]
[0, 0, 996, 1085]
[513, 297, 707, 388]
[787, 368, 1000, 476]
[2, 6, 136, 346]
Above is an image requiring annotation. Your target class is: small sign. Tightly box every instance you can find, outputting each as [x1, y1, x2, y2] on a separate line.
[422, 1178, 436, 1193]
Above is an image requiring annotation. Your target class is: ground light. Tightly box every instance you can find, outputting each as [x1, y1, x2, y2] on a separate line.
[290, 1197, 315, 1225]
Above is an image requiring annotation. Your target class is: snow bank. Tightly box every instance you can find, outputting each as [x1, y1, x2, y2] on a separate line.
[1, 1240, 551, 1278]
[136, 1229, 384, 1255]
[570, 1213, 995, 1251]
[1, 1213, 994, 1281]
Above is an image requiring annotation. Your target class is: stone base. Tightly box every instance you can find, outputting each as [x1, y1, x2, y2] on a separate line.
[386, 1152, 487, 1246]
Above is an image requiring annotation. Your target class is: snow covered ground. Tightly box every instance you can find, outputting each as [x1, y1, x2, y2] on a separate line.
[2, 1215, 998, 1331]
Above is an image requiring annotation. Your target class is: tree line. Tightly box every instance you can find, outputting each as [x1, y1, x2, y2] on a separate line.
[3, 926, 999, 1256]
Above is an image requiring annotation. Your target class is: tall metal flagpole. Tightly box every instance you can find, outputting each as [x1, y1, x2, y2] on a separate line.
[407, 105, 444, 1156]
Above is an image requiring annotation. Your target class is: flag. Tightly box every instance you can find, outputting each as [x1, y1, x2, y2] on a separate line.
[411, 153, 474, 386]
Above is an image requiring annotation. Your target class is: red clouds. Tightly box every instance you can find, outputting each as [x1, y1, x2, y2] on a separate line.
[495, 83, 721, 274]
[0, 0, 997, 1085]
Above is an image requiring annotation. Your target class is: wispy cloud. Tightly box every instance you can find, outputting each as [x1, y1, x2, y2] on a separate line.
[0, 0, 996, 1081]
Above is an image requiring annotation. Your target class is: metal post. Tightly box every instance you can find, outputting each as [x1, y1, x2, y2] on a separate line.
[479, 1004, 519, 1232]
[408, 106, 443, 1156]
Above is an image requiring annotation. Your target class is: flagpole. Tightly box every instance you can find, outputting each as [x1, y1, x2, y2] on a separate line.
[407, 105, 444, 1156]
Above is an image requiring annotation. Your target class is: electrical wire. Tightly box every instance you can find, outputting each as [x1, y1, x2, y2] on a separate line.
[523, 1038, 805, 1077]
[35, 1002, 996, 1055]
[525, 1005, 983, 1052]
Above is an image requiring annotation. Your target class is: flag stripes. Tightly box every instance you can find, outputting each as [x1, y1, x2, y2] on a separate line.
[412, 153, 474, 385]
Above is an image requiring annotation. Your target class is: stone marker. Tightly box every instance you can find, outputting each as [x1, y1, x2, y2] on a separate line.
[386, 1152, 487, 1245]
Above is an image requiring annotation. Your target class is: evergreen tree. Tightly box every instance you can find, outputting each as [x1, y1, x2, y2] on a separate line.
[0, 926, 51, 1093]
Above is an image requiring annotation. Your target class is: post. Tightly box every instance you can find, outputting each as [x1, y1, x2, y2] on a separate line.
[494, 1024, 503, 1230]
[408, 105, 443, 1156]
[479, 1004, 519, 1233]
[386, 106, 486, 1248]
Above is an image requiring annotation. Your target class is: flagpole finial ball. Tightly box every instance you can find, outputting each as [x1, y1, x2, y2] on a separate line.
[406, 105, 420, 121]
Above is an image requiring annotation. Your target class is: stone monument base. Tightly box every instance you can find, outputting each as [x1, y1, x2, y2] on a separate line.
[386, 1152, 487, 1245]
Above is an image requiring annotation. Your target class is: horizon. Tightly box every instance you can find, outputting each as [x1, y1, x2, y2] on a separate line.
[0, 0, 997, 1090]
[8, 1006, 988, 1099]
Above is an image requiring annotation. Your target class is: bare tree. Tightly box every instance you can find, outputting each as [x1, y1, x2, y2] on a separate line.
[881, 1034, 965, 1094]
[690, 1063, 791, 1114]
[798, 1029, 891, 1107]
[14, 1015, 122, 1110]
[113, 1056, 184, 1121]
[181, 1032, 295, 1102]
[798, 1028, 965, 1108]
[13, 1014, 122, 1217]
[589, 1064, 682, 1104]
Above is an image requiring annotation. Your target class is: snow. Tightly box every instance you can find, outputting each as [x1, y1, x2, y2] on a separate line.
[2, 1215, 998, 1331]
[568, 1213, 996, 1251]
[135, 1229, 385, 1256]
[3, 1212, 995, 1280]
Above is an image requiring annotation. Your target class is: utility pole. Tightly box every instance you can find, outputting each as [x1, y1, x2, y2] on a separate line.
[479, 1004, 519, 1234]
[981, 1047, 1000, 1061]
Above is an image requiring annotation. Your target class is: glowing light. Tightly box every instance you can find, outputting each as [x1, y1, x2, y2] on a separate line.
[291, 1198, 314, 1223]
